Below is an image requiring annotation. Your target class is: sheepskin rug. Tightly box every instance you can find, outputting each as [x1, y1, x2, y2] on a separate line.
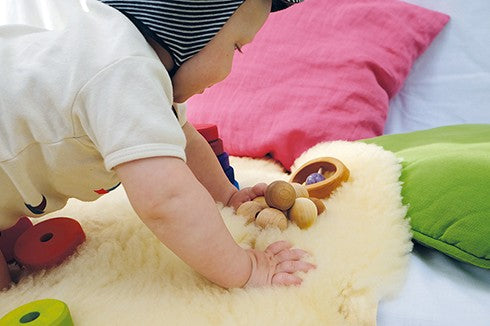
[0, 141, 412, 325]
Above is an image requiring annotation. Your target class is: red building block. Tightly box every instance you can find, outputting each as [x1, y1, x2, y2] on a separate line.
[209, 138, 224, 156]
[14, 217, 85, 270]
[194, 124, 219, 142]
[217, 152, 230, 171]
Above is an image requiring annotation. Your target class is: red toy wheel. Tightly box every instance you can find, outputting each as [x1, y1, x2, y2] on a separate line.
[14, 217, 85, 270]
[0, 216, 33, 263]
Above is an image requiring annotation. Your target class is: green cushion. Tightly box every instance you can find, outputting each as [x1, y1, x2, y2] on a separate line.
[362, 124, 490, 269]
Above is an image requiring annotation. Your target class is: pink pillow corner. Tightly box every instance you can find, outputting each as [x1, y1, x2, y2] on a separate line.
[188, 0, 450, 169]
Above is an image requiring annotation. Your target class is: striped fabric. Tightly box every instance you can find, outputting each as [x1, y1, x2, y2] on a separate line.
[101, 0, 304, 69]
[101, 0, 244, 67]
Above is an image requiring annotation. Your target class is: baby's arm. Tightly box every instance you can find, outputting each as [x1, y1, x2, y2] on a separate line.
[115, 156, 251, 288]
[115, 156, 315, 288]
[182, 123, 268, 209]
[181, 123, 238, 205]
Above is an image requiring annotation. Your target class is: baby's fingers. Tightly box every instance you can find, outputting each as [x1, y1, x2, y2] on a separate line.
[276, 260, 316, 274]
[275, 248, 308, 263]
[251, 183, 267, 196]
[271, 272, 302, 286]
[265, 240, 292, 255]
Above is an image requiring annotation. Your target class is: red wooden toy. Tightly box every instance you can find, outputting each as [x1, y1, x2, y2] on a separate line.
[14, 217, 85, 270]
[0, 216, 33, 263]
[209, 138, 224, 156]
[217, 152, 230, 170]
[194, 124, 219, 142]
[224, 166, 235, 182]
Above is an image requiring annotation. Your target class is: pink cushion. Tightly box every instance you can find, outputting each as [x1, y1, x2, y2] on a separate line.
[187, 0, 449, 169]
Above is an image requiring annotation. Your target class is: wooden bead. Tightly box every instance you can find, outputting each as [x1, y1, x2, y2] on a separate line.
[290, 182, 309, 198]
[194, 124, 219, 142]
[255, 208, 288, 231]
[252, 196, 268, 207]
[288, 198, 318, 229]
[236, 201, 265, 223]
[310, 197, 326, 215]
[265, 181, 296, 211]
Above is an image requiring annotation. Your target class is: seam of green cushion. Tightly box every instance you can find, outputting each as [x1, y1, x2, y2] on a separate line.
[412, 229, 490, 269]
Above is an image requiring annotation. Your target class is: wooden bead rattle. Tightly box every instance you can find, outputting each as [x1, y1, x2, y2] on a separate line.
[264, 181, 296, 211]
[290, 182, 309, 198]
[255, 208, 288, 231]
[236, 201, 266, 224]
[288, 198, 318, 229]
[237, 180, 328, 230]
[309, 197, 326, 215]
[289, 157, 350, 199]
[237, 154, 350, 229]
[252, 196, 268, 207]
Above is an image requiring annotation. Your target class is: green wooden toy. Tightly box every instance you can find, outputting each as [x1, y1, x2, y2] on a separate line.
[0, 299, 73, 326]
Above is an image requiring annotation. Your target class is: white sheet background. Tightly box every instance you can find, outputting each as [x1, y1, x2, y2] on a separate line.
[386, 0, 490, 134]
[380, 1, 490, 325]
[378, 244, 490, 326]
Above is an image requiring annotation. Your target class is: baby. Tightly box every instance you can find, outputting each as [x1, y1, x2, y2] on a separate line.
[0, 0, 314, 289]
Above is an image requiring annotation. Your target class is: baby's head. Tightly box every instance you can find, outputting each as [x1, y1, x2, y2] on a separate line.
[102, 0, 303, 102]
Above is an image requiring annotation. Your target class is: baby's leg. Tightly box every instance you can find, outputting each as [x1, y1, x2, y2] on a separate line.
[0, 248, 11, 290]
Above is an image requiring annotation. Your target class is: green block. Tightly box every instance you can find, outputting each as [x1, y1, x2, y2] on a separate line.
[0, 299, 73, 326]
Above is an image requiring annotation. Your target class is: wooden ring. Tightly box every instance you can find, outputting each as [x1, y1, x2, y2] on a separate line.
[289, 157, 350, 199]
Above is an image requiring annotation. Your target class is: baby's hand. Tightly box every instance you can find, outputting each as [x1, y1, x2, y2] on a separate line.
[245, 241, 316, 287]
[227, 183, 267, 210]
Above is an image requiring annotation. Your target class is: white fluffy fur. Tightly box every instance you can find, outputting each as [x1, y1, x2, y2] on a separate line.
[0, 141, 412, 325]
